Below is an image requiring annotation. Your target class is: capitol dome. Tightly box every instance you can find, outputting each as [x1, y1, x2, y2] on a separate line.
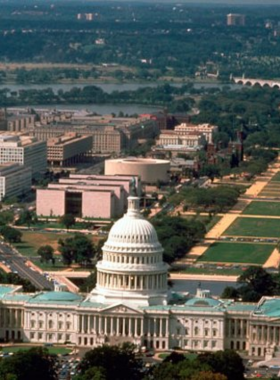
[88, 196, 169, 306]
[103, 197, 162, 253]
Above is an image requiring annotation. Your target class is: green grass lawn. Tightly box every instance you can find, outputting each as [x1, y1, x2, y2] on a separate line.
[223, 217, 280, 238]
[271, 172, 280, 182]
[13, 231, 75, 257]
[242, 201, 280, 216]
[1, 346, 71, 355]
[176, 267, 243, 276]
[198, 242, 273, 264]
[13, 230, 98, 257]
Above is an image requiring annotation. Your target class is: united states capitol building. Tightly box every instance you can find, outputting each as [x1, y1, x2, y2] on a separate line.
[0, 197, 280, 358]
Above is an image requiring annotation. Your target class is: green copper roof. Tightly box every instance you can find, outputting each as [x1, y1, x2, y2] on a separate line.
[28, 291, 83, 304]
[256, 298, 280, 317]
[0, 285, 18, 297]
[185, 297, 222, 308]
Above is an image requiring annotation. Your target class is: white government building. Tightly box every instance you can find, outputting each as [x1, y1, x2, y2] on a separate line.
[0, 197, 280, 358]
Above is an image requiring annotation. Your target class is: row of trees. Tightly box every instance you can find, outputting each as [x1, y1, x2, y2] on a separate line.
[152, 216, 205, 264]
[168, 186, 241, 214]
[0, 344, 245, 380]
[37, 234, 103, 267]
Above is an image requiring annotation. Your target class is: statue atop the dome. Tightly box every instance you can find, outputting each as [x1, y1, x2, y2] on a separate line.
[129, 176, 137, 196]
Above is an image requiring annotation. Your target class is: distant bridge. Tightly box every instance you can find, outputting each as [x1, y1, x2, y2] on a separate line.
[233, 77, 280, 89]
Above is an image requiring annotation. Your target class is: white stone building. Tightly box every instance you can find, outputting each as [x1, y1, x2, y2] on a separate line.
[0, 198, 279, 358]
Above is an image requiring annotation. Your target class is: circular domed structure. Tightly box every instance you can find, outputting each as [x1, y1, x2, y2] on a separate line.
[89, 197, 169, 306]
[105, 157, 170, 184]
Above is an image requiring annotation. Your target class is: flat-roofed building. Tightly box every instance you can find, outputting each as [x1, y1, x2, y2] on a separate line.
[0, 163, 32, 201]
[157, 130, 206, 147]
[7, 114, 35, 132]
[30, 114, 158, 154]
[36, 174, 141, 219]
[47, 133, 92, 166]
[0, 134, 47, 177]
[174, 123, 218, 143]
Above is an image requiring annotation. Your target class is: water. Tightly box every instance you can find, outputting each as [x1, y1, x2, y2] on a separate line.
[3, 81, 242, 115]
[172, 279, 238, 297]
[0, 81, 242, 94]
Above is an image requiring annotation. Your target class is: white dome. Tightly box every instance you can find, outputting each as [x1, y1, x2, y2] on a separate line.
[88, 196, 169, 306]
[103, 197, 162, 252]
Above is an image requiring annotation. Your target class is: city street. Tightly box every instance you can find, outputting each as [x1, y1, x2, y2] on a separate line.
[0, 242, 53, 290]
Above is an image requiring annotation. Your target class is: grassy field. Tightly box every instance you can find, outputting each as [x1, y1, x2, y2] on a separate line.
[271, 172, 280, 182]
[242, 201, 280, 216]
[176, 267, 243, 276]
[259, 182, 280, 196]
[223, 217, 280, 238]
[1, 346, 71, 355]
[13, 231, 75, 257]
[198, 242, 273, 264]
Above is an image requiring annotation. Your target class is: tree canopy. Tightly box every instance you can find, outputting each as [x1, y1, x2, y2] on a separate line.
[77, 343, 142, 380]
[0, 347, 57, 380]
[152, 216, 205, 263]
[58, 234, 96, 266]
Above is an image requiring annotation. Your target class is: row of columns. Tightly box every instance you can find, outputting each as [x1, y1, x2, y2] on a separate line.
[251, 324, 280, 345]
[103, 252, 160, 265]
[79, 315, 144, 337]
[0, 309, 23, 328]
[97, 271, 167, 291]
[227, 319, 247, 338]
[78, 315, 169, 338]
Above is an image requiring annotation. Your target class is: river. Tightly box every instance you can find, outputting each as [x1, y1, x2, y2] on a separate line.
[0, 82, 243, 94]
[3, 81, 243, 115]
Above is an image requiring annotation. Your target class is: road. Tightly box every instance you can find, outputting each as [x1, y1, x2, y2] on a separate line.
[0, 242, 53, 290]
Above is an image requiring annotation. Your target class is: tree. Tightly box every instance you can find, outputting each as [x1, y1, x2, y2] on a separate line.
[0, 226, 22, 243]
[59, 214, 76, 230]
[238, 266, 275, 302]
[163, 352, 186, 364]
[77, 367, 106, 380]
[221, 286, 240, 300]
[78, 343, 142, 380]
[0, 347, 57, 380]
[37, 245, 54, 263]
[0, 211, 14, 226]
[16, 210, 35, 227]
[198, 350, 245, 380]
[80, 269, 97, 292]
[191, 372, 227, 380]
[58, 234, 96, 266]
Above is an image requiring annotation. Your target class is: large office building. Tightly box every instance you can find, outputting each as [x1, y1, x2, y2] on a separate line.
[0, 163, 32, 201]
[174, 123, 218, 144]
[30, 115, 158, 155]
[47, 133, 92, 166]
[0, 134, 47, 177]
[36, 174, 141, 219]
[0, 198, 280, 359]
